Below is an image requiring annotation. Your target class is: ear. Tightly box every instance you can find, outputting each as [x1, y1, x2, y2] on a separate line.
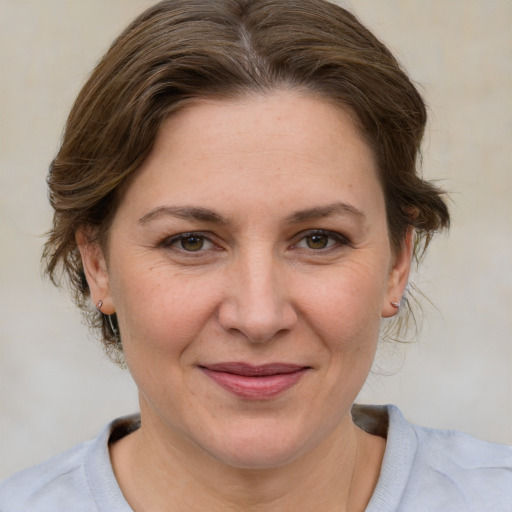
[76, 229, 115, 315]
[381, 228, 414, 318]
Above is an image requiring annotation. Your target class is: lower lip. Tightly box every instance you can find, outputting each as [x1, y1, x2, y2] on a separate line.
[200, 368, 308, 400]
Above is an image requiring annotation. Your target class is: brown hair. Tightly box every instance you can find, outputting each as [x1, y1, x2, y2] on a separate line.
[43, 0, 450, 356]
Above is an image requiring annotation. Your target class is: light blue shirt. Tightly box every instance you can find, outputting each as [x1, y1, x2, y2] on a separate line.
[1, 405, 511, 511]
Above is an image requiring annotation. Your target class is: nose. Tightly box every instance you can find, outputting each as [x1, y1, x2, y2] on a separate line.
[217, 251, 298, 344]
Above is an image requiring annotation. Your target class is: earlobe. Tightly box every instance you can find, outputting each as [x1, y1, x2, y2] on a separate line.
[382, 228, 414, 318]
[76, 229, 115, 314]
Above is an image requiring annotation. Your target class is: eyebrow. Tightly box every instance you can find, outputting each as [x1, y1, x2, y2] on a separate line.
[286, 202, 366, 224]
[138, 202, 364, 226]
[138, 206, 228, 225]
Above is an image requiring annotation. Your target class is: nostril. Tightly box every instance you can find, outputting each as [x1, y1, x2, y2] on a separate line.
[218, 308, 295, 344]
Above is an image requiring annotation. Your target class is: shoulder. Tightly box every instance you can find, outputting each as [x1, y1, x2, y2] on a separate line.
[356, 404, 512, 512]
[391, 406, 512, 512]
[0, 440, 95, 511]
[0, 415, 138, 512]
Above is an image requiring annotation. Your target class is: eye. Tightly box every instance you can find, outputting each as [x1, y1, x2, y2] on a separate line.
[304, 233, 332, 249]
[162, 232, 215, 252]
[180, 235, 207, 251]
[293, 230, 348, 251]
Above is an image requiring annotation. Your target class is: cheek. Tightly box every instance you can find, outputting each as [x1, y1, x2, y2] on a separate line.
[299, 261, 388, 340]
[294, 265, 388, 394]
[306, 294, 382, 364]
[111, 264, 222, 358]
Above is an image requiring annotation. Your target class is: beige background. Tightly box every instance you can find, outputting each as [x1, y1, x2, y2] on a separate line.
[1, 0, 511, 479]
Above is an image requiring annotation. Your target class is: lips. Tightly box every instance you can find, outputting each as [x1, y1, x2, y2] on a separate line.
[199, 362, 310, 400]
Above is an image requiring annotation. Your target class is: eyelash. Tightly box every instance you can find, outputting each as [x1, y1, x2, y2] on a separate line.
[160, 232, 217, 253]
[291, 229, 351, 252]
[160, 229, 350, 254]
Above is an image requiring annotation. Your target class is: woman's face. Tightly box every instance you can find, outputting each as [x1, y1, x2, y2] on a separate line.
[82, 91, 410, 469]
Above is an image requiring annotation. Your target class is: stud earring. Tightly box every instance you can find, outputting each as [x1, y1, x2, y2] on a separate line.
[97, 300, 103, 312]
[391, 301, 400, 311]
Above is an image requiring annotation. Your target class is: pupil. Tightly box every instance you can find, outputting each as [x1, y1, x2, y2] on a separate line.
[182, 237, 203, 251]
[308, 234, 328, 249]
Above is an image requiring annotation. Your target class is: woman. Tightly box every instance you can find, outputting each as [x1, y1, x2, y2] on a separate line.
[1, 0, 510, 510]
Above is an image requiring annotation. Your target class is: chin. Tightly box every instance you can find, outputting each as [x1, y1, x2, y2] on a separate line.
[200, 419, 317, 470]
[212, 443, 302, 470]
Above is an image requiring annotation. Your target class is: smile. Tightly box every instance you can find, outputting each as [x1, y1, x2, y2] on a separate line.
[199, 362, 310, 400]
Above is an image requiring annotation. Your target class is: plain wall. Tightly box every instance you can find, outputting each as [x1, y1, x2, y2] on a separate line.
[1, 0, 511, 479]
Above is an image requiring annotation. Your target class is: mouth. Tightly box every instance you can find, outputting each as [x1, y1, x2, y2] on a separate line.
[199, 362, 310, 400]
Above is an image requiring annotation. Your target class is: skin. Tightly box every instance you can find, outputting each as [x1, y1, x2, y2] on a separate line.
[78, 90, 412, 511]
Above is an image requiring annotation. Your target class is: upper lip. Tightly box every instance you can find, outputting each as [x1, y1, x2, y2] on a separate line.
[200, 362, 309, 376]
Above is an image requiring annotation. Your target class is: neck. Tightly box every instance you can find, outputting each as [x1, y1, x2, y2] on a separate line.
[110, 409, 384, 512]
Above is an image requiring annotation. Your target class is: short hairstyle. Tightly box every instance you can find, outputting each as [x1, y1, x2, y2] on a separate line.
[43, 0, 450, 357]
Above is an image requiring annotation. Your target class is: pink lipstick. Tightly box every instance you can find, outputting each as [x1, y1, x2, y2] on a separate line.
[200, 362, 309, 400]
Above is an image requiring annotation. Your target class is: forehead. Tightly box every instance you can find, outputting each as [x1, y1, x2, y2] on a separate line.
[158, 91, 371, 160]
[118, 90, 383, 224]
